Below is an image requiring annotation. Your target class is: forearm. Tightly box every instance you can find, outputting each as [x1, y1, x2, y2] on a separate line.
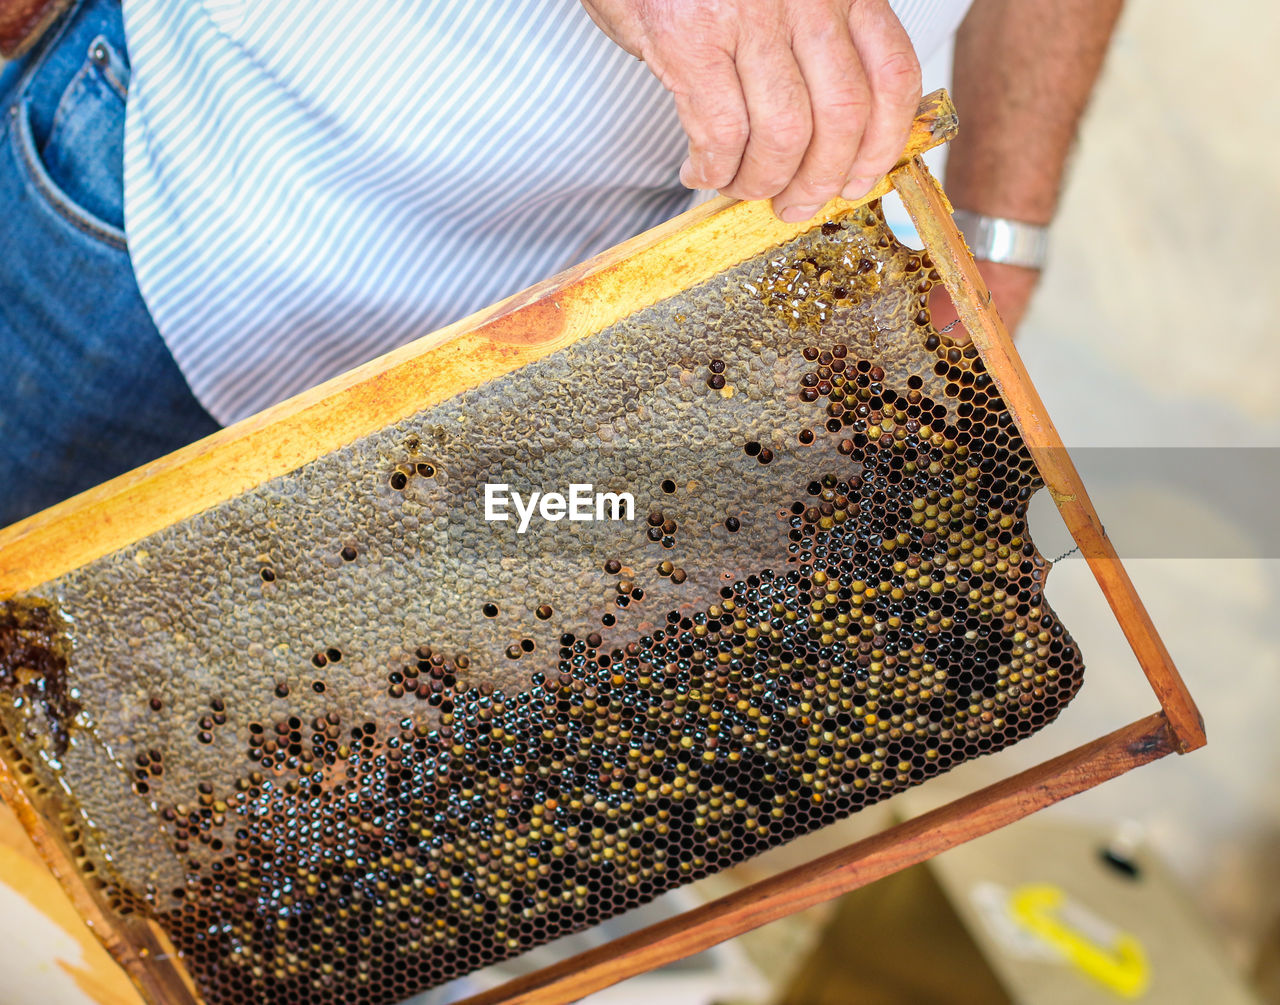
[945, 0, 1124, 224]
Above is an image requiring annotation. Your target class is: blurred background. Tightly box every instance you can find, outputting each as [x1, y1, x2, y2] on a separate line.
[1, 0, 1276, 1002]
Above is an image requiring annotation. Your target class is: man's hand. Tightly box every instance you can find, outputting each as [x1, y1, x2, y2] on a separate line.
[581, 0, 922, 222]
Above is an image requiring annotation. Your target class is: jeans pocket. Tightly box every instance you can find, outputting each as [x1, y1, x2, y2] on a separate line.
[9, 33, 127, 249]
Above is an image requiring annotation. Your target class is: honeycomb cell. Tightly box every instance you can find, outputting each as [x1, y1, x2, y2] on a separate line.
[0, 202, 1082, 1005]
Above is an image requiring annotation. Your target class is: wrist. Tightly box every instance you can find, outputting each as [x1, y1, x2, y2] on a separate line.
[927, 260, 1041, 340]
[978, 260, 1041, 329]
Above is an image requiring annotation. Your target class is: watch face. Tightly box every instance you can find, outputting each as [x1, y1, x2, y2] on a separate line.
[1, 202, 1082, 1005]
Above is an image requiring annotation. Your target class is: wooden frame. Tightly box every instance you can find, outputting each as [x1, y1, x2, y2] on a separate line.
[0, 90, 1203, 1005]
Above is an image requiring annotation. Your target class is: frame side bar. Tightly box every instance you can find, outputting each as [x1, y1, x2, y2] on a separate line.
[891, 158, 1205, 753]
[454, 712, 1177, 1005]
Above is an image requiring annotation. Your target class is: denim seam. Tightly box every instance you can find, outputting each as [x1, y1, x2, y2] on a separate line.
[100, 59, 127, 100]
[5, 0, 127, 250]
[44, 56, 102, 140]
[91, 34, 129, 100]
[8, 101, 127, 249]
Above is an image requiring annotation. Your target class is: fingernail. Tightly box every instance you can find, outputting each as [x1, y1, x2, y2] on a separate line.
[778, 203, 820, 223]
[841, 176, 877, 200]
[679, 157, 698, 189]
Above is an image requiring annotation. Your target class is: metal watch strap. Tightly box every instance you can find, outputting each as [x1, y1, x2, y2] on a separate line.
[951, 209, 1049, 270]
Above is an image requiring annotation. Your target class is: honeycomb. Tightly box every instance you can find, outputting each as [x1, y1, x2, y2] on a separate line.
[0, 202, 1083, 1004]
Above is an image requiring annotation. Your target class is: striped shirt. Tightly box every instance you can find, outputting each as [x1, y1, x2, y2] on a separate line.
[121, 0, 973, 425]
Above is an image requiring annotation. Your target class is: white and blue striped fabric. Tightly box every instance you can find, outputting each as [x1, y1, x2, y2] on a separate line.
[121, 0, 973, 425]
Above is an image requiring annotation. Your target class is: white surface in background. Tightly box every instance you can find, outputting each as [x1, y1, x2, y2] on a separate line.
[0, 882, 98, 1005]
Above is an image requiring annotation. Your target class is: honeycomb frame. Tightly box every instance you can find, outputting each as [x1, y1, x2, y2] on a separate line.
[0, 91, 1203, 1005]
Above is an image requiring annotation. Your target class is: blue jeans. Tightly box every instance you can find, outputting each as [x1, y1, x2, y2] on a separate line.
[0, 0, 220, 529]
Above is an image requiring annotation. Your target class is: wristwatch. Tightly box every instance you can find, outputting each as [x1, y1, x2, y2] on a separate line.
[951, 209, 1049, 271]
